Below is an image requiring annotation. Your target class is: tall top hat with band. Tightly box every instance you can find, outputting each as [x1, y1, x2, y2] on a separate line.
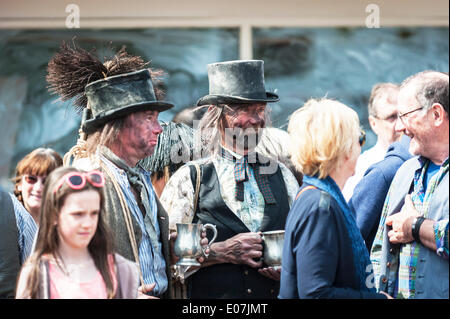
[196, 60, 279, 106]
[82, 69, 173, 133]
[46, 41, 174, 134]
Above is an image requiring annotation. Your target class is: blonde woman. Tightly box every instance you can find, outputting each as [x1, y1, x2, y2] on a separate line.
[279, 98, 390, 299]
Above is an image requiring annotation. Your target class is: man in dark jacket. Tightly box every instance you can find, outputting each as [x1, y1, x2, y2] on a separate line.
[349, 135, 412, 250]
[0, 186, 37, 298]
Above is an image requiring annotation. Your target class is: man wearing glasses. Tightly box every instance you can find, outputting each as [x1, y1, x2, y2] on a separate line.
[343, 83, 401, 201]
[370, 71, 449, 299]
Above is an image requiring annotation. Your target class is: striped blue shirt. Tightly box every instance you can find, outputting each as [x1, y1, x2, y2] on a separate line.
[10, 193, 37, 264]
[100, 155, 168, 296]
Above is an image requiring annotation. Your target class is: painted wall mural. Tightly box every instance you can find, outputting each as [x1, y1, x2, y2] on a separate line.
[0, 27, 448, 189]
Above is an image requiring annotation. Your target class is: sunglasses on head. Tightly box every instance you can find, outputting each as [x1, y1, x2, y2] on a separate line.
[53, 170, 105, 194]
[359, 130, 366, 147]
[23, 175, 46, 185]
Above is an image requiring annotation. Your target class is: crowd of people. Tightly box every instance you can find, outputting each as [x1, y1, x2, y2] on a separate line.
[0, 41, 448, 299]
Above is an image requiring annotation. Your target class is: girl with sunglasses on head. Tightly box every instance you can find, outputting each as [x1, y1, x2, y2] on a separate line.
[15, 166, 152, 299]
[13, 148, 63, 225]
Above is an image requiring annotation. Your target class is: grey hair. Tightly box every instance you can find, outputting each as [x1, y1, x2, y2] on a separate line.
[401, 70, 449, 115]
[368, 83, 399, 117]
[193, 105, 224, 159]
[85, 117, 126, 156]
[192, 103, 272, 159]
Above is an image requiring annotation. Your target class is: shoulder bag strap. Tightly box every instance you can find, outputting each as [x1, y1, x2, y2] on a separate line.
[99, 161, 145, 287]
[295, 185, 317, 201]
[192, 163, 202, 217]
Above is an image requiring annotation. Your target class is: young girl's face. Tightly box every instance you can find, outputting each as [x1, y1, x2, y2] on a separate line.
[57, 189, 101, 250]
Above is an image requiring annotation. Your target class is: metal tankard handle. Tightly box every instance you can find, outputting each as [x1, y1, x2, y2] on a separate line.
[260, 234, 266, 262]
[201, 223, 218, 258]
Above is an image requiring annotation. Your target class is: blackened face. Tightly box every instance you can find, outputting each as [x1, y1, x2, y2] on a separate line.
[123, 110, 163, 160]
[221, 103, 266, 154]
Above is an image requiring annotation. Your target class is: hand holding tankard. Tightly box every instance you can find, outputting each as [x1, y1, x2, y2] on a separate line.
[258, 230, 284, 281]
[173, 223, 218, 267]
[261, 230, 285, 270]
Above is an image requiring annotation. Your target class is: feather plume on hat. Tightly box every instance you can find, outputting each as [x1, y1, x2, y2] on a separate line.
[46, 40, 165, 113]
[140, 122, 194, 178]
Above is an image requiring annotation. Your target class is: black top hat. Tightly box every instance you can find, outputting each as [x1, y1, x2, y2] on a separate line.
[82, 69, 174, 133]
[196, 60, 279, 106]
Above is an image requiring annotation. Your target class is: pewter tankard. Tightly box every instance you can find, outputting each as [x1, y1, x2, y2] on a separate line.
[261, 230, 285, 269]
[174, 223, 218, 267]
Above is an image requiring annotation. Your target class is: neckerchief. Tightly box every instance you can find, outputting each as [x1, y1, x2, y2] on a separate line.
[302, 174, 376, 292]
[101, 147, 147, 202]
[220, 147, 276, 205]
[99, 147, 158, 243]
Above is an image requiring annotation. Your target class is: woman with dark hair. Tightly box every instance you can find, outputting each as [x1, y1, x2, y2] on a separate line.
[15, 166, 146, 299]
[13, 148, 63, 225]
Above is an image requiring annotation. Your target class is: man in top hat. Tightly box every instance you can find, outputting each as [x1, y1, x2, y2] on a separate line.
[46, 43, 204, 298]
[160, 60, 299, 298]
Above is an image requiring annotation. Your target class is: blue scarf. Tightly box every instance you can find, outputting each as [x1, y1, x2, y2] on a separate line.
[302, 175, 375, 292]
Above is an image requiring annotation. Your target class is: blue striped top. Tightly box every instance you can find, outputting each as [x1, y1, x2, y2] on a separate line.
[10, 193, 37, 264]
[100, 156, 168, 296]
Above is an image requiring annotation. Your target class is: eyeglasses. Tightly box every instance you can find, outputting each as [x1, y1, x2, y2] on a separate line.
[359, 130, 366, 147]
[222, 104, 266, 116]
[23, 175, 46, 185]
[53, 170, 105, 194]
[375, 113, 399, 123]
[398, 106, 424, 124]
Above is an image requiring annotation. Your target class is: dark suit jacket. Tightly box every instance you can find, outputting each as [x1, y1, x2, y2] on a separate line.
[349, 135, 411, 250]
[0, 189, 20, 299]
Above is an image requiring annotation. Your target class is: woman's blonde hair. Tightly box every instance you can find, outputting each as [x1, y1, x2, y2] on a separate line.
[288, 98, 361, 179]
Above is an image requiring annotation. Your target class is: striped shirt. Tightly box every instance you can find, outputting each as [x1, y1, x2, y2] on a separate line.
[10, 193, 37, 264]
[100, 155, 168, 296]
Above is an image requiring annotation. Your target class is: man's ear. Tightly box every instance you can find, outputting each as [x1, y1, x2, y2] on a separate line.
[431, 103, 446, 126]
[368, 115, 378, 133]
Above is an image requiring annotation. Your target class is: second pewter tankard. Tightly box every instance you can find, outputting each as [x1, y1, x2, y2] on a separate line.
[261, 230, 285, 269]
[174, 223, 218, 267]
